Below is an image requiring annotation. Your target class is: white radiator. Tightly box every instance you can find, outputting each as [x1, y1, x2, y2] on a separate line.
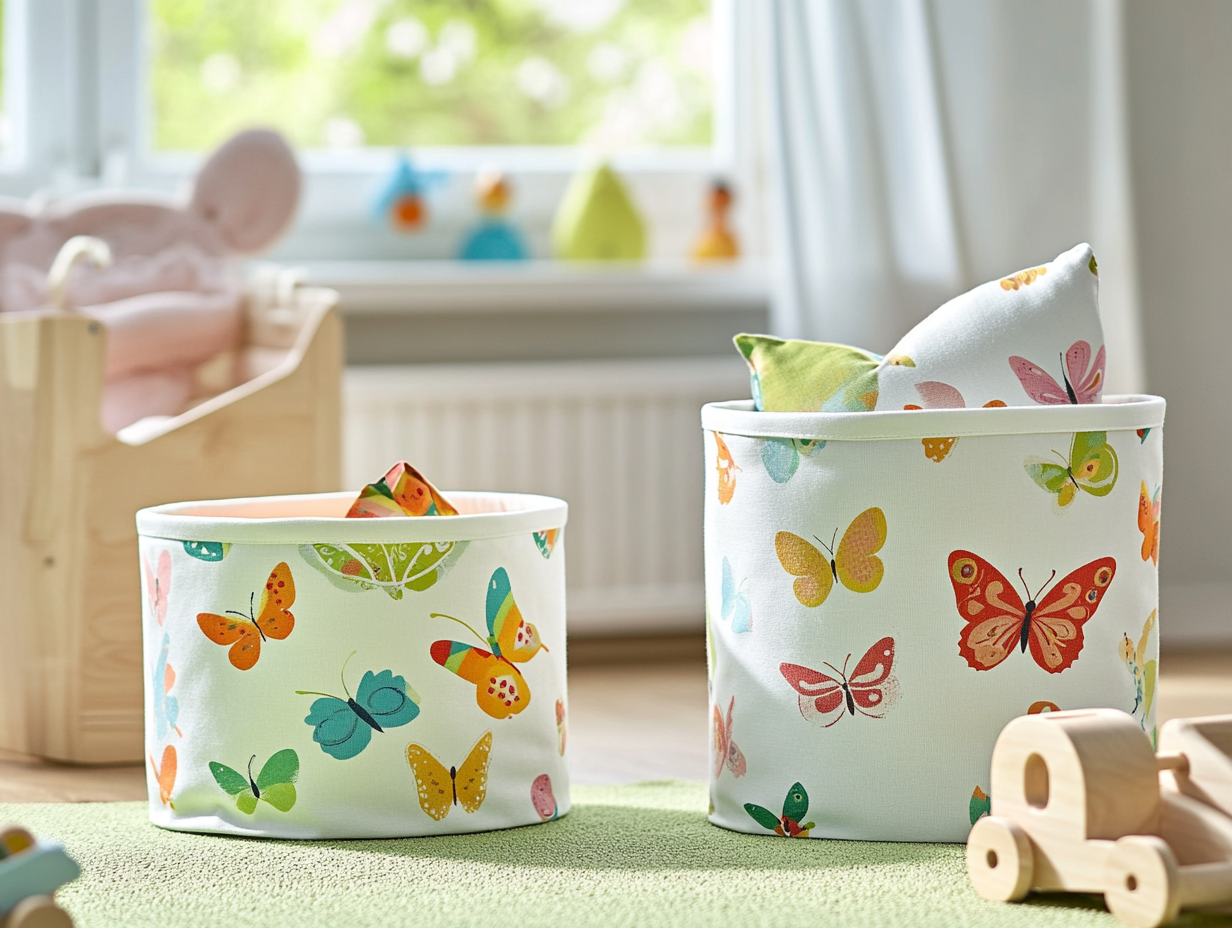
[343, 358, 750, 635]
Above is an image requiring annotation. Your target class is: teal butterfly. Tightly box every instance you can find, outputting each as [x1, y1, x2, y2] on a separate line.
[761, 438, 824, 483]
[183, 540, 230, 561]
[297, 652, 421, 759]
[1024, 431, 1118, 508]
[209, 749, 299, 814]
[720, 557, 751, 634]
[744, 782, 815, 837]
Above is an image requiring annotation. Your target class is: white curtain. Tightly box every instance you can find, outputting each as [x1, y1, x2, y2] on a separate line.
[753, 0, 1144, 394]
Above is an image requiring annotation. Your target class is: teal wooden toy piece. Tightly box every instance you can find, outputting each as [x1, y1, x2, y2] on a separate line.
[552, 162, 645, 261]
[0, 843, 79, 915]
[372, 153, 446, 234]
[458, 168, 528, 261]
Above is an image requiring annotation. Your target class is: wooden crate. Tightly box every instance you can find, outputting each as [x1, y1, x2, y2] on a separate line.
[0, 286, 342, 763]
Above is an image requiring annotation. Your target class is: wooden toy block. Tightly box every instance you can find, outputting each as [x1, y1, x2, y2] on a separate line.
[0, 283, 341, 764]
[967, 707, 1232, 927]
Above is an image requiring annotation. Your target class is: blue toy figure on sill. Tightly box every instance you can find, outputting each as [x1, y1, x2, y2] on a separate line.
[372, 153, 445, 234]
[458, 168, 528, 261]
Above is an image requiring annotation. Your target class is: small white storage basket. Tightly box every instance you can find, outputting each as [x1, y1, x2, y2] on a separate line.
[703, 395, 1164, 842]
[136, 491, 569, 839]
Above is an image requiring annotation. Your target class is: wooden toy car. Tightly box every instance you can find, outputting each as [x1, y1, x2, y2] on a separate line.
[967, 708, 1232, 927]
[0, 825, 78, 928]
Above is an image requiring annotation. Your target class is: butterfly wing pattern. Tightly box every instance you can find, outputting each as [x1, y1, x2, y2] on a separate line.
[712, 696, 747, 779]
[150, 745, 177, 808]
[152, 634, 180, 740]
[210, 750, 299, 814]
[779, 638, 899, 728]
[304, 669, 421, 760]
[197, 563, 296, 671]
[949, 550, 1115, 673]
[144, 549, 171, 626]
[775, 533, 833, 608]
[1025, 432, 1118, 508]
[719, 558, 752, 633]
[834, 508, 887, 593]
[407, 731, 493, 821]
[431, 568, 546, 720]
[1138, 482, 1162, 565]
[1009, 340, 1105, 406]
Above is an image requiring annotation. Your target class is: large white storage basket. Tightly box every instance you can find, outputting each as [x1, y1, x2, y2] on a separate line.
[703, 396, 1164, 842]
[136, 491, 569, 839]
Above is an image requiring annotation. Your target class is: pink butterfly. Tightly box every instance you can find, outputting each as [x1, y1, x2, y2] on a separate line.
[780, 637, 901, 728]
[1008, 340, 1105, 405]
[712, 695, 747, 779]
[143, 550, 171, 626]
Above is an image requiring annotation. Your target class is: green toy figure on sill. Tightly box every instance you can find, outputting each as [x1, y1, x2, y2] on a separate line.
[552, 162, 645, 261]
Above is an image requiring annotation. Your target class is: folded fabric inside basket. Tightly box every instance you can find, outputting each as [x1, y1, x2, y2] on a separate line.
[738, 242, 1105, 414]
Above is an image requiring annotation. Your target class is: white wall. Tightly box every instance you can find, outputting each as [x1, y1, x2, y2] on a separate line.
[1125, 1, 1232, 645]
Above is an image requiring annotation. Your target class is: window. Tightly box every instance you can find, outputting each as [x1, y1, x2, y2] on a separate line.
[0, 0, 746, 260]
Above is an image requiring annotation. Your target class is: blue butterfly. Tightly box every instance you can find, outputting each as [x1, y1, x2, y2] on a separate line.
[720, 557, 752, 634]
[761, 438, 825, 483]
[296, 652, 421, 760]
[152, 633, 180, 740]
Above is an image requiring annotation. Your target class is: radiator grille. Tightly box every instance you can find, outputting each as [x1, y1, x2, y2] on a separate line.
[343, 358, 749, 634]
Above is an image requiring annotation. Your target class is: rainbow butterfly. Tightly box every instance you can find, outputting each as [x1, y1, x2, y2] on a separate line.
[430, 568, 548, 720]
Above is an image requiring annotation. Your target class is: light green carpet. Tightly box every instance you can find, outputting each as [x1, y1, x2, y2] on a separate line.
[2, 781, 1225, 928]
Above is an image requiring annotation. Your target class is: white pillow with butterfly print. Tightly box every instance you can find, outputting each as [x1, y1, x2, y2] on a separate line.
[873, 243, 1106, 413]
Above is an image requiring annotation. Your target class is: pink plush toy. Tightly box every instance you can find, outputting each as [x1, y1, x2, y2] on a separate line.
[0, 129, 301, 432]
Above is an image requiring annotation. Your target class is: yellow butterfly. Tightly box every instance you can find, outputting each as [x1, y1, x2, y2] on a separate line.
[775, 507, 887, 607]
[406, 731, 493, 821]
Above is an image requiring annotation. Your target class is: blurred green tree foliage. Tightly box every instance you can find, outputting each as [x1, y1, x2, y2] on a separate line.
[150, 0, 712, 151]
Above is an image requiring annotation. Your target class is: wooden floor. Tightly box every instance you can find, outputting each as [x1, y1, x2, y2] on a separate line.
[3, 640, 1229, 803]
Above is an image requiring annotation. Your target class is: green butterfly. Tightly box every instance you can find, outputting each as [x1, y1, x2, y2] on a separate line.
[209, 749, 299, 814]
[743, 782, 815, 837]
[1024, 431, 1118, 508]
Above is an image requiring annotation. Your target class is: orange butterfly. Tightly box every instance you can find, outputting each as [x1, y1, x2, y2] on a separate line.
[149, 744, 177, 808]
[714, 432, 740, 504]
[948, 550, 1115, 674]
[1138, 482, 1161, 566]
[197, 563, 296, 671]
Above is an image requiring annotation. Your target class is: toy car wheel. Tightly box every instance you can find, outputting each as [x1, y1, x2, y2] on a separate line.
[966, 816, 1034, 902]
[5, 895, 74, 928]
[1104, 836, 1180, 928]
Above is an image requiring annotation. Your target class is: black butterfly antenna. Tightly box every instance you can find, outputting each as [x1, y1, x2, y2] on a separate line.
[226, 591, 256, 621]
[821, 652, 853, 681]
[1018, 567, 1057, 604]
[247, 755, 257, 780]
[812, 526, 840, 557]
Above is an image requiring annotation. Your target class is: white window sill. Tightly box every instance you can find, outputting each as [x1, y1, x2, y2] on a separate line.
[295, 258, 770, 314]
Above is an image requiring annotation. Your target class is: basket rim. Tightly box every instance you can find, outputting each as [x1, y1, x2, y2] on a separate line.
[136, 490, 568, 544]
[700, 393, 1165, 441]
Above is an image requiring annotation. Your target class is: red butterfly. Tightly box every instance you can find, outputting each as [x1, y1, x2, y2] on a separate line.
[947, 550, 1115, 674]
[779, 637, 899, 728]
[1008, 340, 1105, 405]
